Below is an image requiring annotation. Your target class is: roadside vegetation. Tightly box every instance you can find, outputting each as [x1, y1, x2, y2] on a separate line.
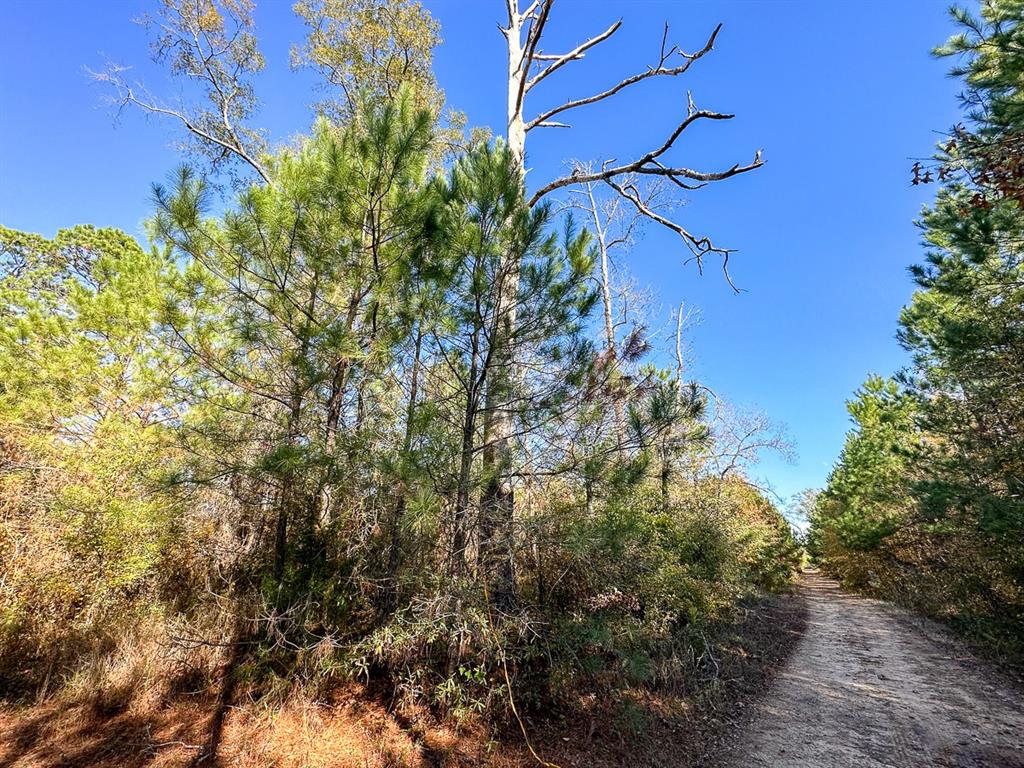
[808, 0, 1024, 665]
[0, 1, 802, 765]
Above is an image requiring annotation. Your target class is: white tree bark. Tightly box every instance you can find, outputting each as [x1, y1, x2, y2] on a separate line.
[486, 0, 765, 609]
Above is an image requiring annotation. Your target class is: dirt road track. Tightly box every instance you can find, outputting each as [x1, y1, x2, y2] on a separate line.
[723, 572, 1024, 768]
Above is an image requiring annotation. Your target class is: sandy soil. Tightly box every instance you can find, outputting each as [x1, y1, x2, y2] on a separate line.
[722, 572, 1024, 768]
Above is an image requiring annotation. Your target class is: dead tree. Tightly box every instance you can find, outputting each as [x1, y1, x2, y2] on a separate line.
[501, 0, 762, 282]
[483, 0, 763, 609]
[563, 171, 670, 434]
[675, 301, 686, 384]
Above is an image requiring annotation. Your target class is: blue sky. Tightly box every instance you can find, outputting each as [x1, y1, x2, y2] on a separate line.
[0, 0, 961, 504]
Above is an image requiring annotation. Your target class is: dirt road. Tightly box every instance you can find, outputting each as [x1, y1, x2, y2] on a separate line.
[723, 572, 1024, 768]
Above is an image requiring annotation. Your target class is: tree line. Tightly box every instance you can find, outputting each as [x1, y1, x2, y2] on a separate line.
[0, 0, 799, 727]
[808, 0, 1024, 662]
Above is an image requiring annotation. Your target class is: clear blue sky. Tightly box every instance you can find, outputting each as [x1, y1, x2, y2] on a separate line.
[0, 0, 961, 503]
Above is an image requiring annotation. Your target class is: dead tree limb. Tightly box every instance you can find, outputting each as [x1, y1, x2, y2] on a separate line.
[502, 0, 764, 287]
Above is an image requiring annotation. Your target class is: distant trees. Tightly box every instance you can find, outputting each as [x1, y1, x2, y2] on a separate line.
[809, 0, 1024, 659]
[0, 224, 178, 693]
[808, 378, 920, 560]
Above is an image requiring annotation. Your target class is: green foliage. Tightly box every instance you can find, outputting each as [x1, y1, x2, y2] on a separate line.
[293, 0, 442, 117]
[810, 3, 1024, 661]
[0, 224, 183, 695]
[813, 377, 920, 552]
[935, 0, 1024, 134]
[2, 5, 800, 722]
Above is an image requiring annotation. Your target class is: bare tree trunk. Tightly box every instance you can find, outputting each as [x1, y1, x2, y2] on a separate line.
[453, 426, 475, 575]
[585, 183, 626, 436]
[675, 301, 685, 384]
[478, 268, 518, 607]
[478, 458, 516, 612]
[273, 500, 288, 583]
[475, 1, 532, 611]
[324, 359, 350, 439]
[325, 218, 374, 443]
[477, 277, 519, 609]
[453, 321, 484, 577]
[660, 442, 671, 513]
[660, 303, 687, 514]
[505, 2, 527, 170]
[276, 282, 319, 583]
[276, 392, 303, 584]
[597, 224, 616, 357]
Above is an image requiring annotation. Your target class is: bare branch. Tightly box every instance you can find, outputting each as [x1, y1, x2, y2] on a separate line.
[519, 0, 542, 19]
[90, 67, 270, 184]
[524, 19, 622, 93]
[513, 0, 553, 120]
[528, 109, 762, 205]
[604, 177, 742, 292]
[532, 52, 583, 61]
[502, 4, 762, 288]
[91, 0, 269, 184]
[525, 22, 722, 131]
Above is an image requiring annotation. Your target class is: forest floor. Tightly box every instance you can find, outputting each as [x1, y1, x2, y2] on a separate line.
[0, 590, 806, 768]
[721, 571, 1024, 768]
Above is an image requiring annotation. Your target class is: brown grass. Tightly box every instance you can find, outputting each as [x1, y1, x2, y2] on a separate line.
[0, 592, 807, 768]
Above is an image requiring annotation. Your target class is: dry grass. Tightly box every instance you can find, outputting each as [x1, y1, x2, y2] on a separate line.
[0, 692, 419, 768]
[0, 592, 807, 768]
[0, 696, 209, 768]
